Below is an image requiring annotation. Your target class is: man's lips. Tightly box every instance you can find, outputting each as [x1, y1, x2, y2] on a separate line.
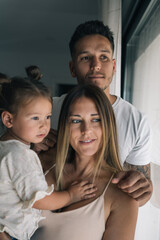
[88, 74, 104, 79]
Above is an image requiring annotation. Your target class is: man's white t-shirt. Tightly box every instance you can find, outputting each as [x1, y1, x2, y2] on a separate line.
[52, 94, 151, 166]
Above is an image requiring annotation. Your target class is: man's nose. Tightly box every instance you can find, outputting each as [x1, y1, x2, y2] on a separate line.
[90, 57, 101, 71]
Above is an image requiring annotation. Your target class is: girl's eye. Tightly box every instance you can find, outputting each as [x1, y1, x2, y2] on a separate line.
[46, 115, 52, 120]
[32, 116, 39, 120]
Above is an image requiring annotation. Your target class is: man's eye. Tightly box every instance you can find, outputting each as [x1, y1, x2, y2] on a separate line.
[32, 116, 39, 120]
[100, 55, 108, 61]
[81, 56, 89, 61]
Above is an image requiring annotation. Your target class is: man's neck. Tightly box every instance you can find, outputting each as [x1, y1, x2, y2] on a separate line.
[106, 93, 117, 105]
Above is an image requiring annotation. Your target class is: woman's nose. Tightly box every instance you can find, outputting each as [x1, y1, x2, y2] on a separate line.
[81, 122, 91, 134]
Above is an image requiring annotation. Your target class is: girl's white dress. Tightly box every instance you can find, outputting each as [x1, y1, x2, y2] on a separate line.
[0, 140, 53, 240]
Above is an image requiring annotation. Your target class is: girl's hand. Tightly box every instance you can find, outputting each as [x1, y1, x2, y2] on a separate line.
[67, 181, 97, 203]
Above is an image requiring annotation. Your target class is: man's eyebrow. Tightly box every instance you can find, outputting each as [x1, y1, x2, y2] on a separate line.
[77, 50, 89, 55]
[101, 49, 111, 53]
[78, 49, 111, 55]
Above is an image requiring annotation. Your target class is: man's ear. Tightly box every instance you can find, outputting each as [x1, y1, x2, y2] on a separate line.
[1, 111, 14, 128]
[69, 61, 76, 77]
[112, 59, 116, 75]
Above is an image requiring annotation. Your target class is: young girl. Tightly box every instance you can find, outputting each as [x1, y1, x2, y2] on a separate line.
[0, 77, 96, 240]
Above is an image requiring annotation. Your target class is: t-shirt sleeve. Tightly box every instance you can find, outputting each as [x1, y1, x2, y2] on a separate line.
[125, 114, 152, 166]
[7, 147, 53, 206]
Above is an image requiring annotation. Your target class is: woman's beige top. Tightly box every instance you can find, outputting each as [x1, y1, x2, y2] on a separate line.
[32, 175, 113, 240]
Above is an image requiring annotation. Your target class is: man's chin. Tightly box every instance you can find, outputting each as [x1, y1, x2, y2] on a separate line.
[102, 85, 108, 91]
[91, 83, 108, 91]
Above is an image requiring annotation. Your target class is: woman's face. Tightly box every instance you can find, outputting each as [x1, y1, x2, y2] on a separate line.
[69, 97, 102, 159]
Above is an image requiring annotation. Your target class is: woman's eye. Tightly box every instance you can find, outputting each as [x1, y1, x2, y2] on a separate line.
[32, 116, 39, 120]
[92, 118, 101, 122]
[71, 119, 81, 123]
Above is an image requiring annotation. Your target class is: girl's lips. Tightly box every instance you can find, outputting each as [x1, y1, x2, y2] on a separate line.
[37, 134, 46, 138]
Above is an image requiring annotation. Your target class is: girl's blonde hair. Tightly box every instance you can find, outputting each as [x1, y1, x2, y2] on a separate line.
[56, 84, 123, 190]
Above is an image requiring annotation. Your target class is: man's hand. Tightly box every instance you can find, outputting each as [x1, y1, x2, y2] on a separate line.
[31, 129, 57, 153]
[112, 170, 153, 206]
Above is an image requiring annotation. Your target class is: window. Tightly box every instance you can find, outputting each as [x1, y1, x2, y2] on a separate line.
[122, 1, 160, 239]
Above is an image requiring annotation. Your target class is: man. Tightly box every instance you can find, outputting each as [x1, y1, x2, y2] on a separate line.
[50, 20, 152, 207]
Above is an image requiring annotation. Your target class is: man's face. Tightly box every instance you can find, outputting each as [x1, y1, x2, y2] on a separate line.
[69, 34, 116, 96]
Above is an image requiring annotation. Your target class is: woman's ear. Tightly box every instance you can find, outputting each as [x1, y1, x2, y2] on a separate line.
[69, 61, 76, 77]
[1, 111, 14, 128]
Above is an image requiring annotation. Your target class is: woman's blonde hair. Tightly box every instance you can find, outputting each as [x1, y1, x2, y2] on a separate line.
[56, 85, 123, 190]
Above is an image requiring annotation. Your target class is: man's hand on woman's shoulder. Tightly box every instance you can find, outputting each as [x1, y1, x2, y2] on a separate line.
[112, 163, 153, 206]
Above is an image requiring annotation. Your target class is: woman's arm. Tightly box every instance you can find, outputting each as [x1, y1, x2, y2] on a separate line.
[103, 186, 138, 240]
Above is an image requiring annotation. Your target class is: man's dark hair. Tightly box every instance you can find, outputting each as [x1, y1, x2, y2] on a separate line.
[69, 20, 114, 57]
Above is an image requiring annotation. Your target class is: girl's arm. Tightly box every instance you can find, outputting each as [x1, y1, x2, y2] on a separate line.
[33, 181, 97, 210]
[102, 186, 138, 240]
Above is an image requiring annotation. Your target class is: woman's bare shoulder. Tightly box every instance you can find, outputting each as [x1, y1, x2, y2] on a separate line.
[103, 183, 138, 240]
[106, 182, 138, 210]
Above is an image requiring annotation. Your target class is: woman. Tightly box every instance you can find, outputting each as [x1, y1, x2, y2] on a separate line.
[32, 84, 138, 240]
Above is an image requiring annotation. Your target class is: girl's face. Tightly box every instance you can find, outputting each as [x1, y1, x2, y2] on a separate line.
[9, 97, 52, 145]
[69, 97, 102, 159]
